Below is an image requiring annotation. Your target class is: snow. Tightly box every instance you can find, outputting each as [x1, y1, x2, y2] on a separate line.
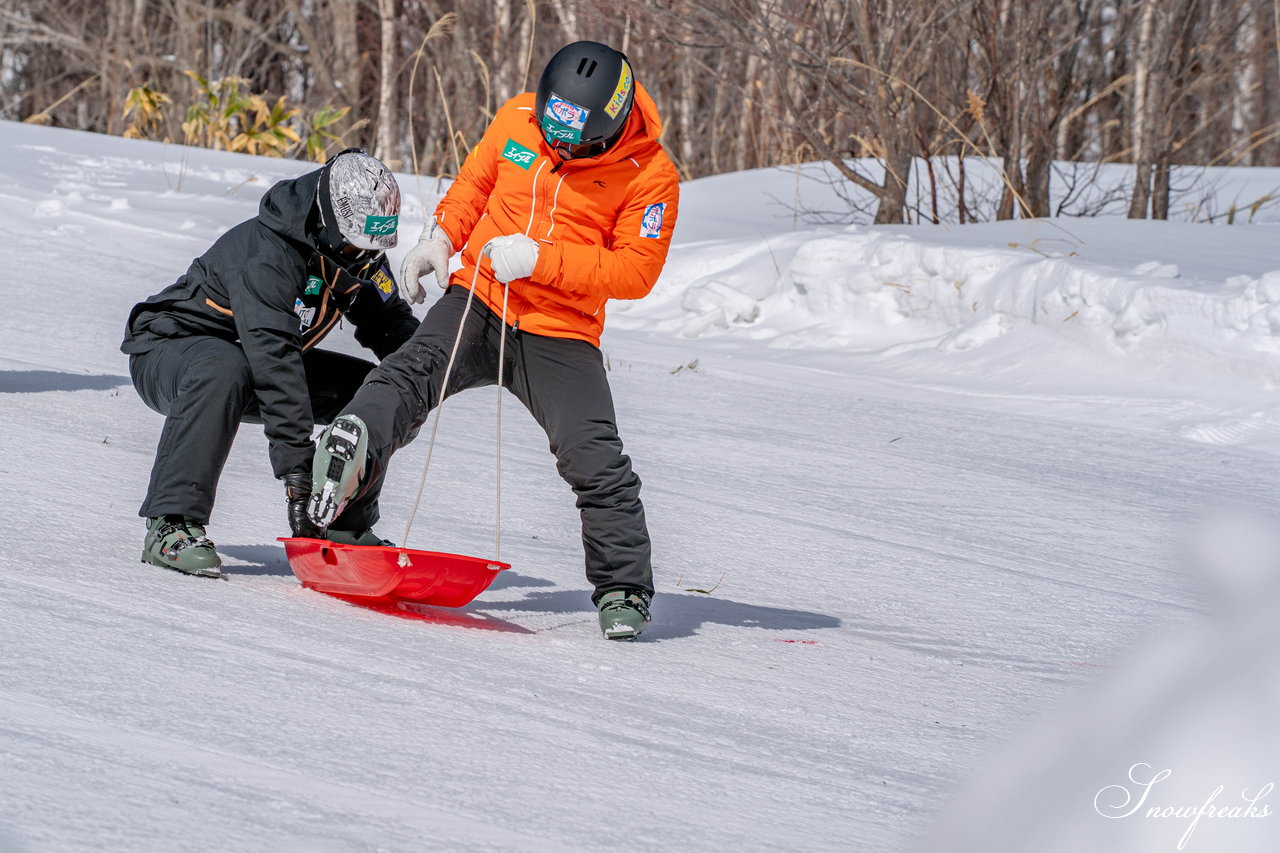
[2, 119, 1279, 852]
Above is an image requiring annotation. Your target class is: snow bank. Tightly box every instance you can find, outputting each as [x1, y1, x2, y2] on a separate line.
[615, 218, 1280, 389]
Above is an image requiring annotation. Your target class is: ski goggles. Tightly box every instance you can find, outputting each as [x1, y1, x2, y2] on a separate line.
[319, 243, 384, 280]
[548, 137, 612, 160]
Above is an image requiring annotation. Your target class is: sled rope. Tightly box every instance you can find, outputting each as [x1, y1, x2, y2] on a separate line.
[400, 260, 508, 561]
[495, 280, 511, 561]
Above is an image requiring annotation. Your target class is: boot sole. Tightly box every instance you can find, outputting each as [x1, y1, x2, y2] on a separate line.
[308, 416, 369, 529]
[600, 616, 646, 641]
[141, 551, 223, 579]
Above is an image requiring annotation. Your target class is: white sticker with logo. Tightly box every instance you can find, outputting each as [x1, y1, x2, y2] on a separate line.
[640, 203, 665, 239]
[546, 95, 589, 131]
[294, 298, 316, 331]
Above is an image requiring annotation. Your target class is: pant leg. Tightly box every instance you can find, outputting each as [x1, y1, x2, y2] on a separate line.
[234, 348, 375, 429]
[342, 286, 501, 512]
[298, 348, 381, 530]
[130, 336, 255, 523]
[301, 348, 378, 426]
[506, 332, 653, 599]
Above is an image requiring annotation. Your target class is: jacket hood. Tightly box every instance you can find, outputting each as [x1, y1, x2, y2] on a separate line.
[257, 168, 322, 245]
[604, 82, 664, 164]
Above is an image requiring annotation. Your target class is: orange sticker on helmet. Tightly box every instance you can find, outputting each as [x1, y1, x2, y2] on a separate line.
[604, 61, 633, 119]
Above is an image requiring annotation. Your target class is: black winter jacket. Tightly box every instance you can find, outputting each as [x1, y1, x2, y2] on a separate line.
[121, 169, 419, 478]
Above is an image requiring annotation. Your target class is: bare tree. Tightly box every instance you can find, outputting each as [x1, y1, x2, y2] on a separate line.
[375, 0, 397, 163]
[2, 0, 1276, 222]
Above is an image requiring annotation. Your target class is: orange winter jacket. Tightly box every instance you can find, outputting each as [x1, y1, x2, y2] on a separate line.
[432, 84, 680, 346]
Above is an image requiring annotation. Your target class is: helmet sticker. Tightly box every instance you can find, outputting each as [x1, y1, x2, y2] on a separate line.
[542, 93, 589, 144]
[363, 214, 398, 236]
[640, 202, 665, 239]
[542, 120, 582, 144]
[547, 94, 589, 129]
[605, 61, 633, 119]
[335, 194, 355, 220]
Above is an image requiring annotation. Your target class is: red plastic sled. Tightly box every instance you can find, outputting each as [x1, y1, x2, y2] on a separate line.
[278, 537, 509, 608]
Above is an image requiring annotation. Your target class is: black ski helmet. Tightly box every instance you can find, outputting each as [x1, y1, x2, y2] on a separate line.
[535, 41, 636, 159]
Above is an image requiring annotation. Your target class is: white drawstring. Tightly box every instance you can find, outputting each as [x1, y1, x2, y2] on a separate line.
[400, 261, 509, 564]
[494, 279, 512, 561]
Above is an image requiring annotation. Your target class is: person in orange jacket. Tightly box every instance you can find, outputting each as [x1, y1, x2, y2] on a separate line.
[306, 41, 679, 640]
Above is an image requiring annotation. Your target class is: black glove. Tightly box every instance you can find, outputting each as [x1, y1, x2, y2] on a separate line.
[285, 472, 325, 538]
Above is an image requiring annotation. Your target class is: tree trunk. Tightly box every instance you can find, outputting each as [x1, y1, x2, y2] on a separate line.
[1024, 140, 1052, 218]
[375, 0, 396, 163]
[1151, 159, 1171, 219]
[1127, 0, 1157, 219]
[330, 0, 361, 112]
[736, 52, 762, 174]
[873, 146, 913, 224]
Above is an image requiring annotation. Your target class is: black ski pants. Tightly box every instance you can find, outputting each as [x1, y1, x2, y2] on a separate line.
[129, 335, 380, 529]
[344, 286, 653, 599]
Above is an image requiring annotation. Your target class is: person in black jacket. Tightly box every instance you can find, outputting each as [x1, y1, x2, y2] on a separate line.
[121, 149, 418, 578]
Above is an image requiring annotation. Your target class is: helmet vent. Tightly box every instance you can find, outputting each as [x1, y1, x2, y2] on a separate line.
[576, 57, 599, 77]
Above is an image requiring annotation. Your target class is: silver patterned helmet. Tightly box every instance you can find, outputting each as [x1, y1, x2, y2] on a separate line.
[318, 149, 400, 252]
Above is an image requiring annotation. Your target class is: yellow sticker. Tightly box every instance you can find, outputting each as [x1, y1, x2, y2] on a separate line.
[604, 61, 633, 119]
[373, 268, 394, 299]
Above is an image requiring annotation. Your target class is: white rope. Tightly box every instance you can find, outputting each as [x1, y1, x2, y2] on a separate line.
[399, 263, 482, 549]
[495, 281, 512, 561]
[399, 261, 509, 564]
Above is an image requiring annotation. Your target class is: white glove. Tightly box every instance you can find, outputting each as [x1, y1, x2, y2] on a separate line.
[483, 234, 540, 284]
[398, 221, 453, 304]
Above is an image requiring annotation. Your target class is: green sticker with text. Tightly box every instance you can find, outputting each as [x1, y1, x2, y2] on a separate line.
[363, 214, 398, 236]
[502, 139, 538, 170]
[304, 276, 323, 296]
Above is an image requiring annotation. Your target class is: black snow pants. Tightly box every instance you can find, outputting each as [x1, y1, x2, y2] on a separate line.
[129, 335, 380, 530]
[343, 286, 653, 600]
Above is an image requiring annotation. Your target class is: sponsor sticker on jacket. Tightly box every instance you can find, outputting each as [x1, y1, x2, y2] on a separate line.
[372, 268, 395, 301]
[304, 275, 324, 296]
[363, 214, 398, 236]
[502, 139, 538, 170]
[294, 298, 315, 330]
[640, 202, 665, 239]
[605, 62, 634, 119]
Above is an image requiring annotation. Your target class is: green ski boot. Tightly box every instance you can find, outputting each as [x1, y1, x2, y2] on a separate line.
[596, 589, 652, 641]
[308, 415, 369, 529]
[327, 528, 394, 547]
[142, 516, 222, 578]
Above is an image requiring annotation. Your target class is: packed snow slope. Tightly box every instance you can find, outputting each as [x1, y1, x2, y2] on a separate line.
[1, 120, 1279, 853]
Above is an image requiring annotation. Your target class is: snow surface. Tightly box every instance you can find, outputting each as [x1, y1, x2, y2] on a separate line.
[2, 120, 1279, 853]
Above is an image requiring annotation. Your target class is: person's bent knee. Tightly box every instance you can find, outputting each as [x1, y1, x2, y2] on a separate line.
[555, 434, 638, 494]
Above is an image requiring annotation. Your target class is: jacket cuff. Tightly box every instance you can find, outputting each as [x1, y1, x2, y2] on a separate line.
[531, 241, 558, 284]
[435, 218, 463, 255]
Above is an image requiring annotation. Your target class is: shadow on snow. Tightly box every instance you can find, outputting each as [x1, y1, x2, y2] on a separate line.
[218, 543, 838, 640]
[0, 370, 130, 393]
[484, 589, 841, 641]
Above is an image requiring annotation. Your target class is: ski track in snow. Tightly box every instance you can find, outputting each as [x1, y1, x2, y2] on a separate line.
[2, 122, 1279, 852]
